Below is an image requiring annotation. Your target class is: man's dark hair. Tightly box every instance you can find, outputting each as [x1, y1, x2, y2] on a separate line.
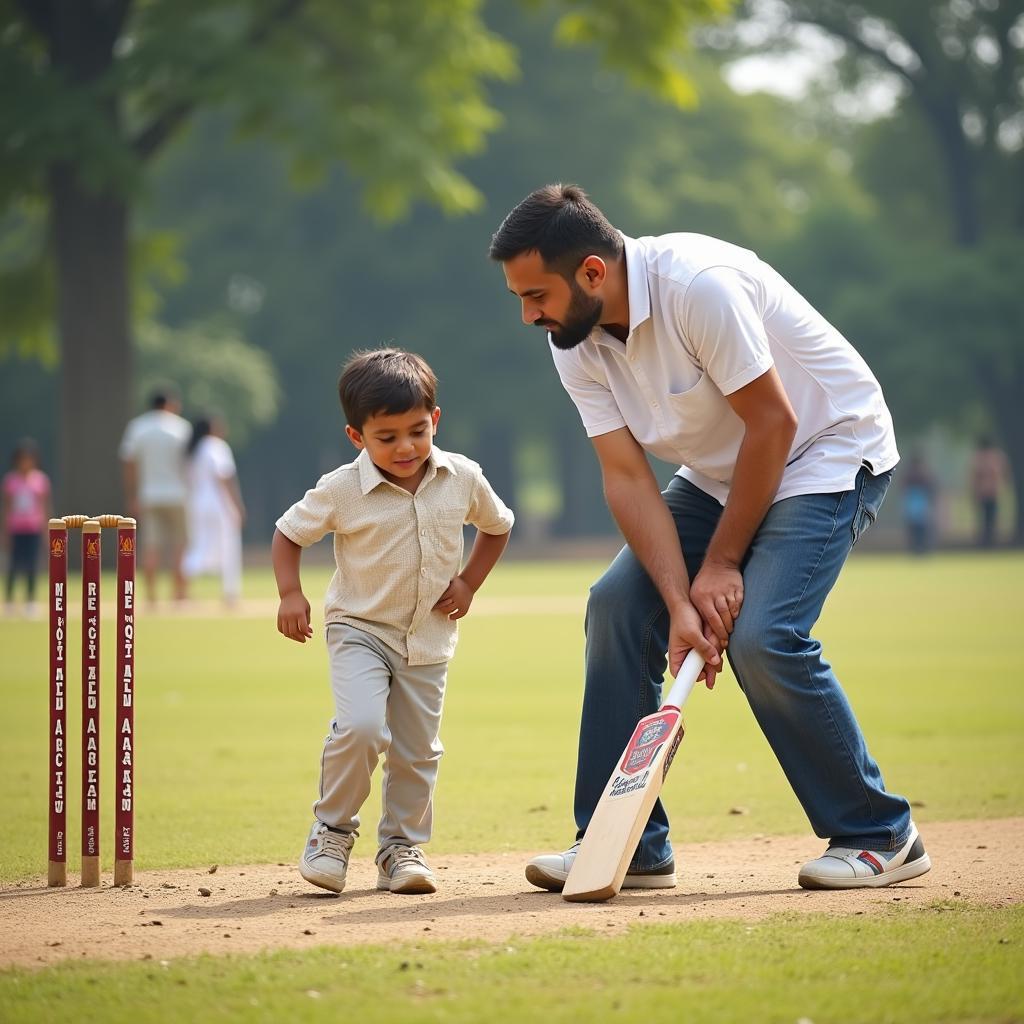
[338, 348, 438, 430]
[149, 385, 179, 410]
[488, 183, 622, 277]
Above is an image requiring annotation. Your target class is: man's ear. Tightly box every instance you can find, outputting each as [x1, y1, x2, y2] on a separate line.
[345, 424, 365, 450]
[578, 254, 607, 291]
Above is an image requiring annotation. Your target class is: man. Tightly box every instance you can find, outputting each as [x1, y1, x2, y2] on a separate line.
[120, 388, 191, 602]
[489, 184, 930, 891]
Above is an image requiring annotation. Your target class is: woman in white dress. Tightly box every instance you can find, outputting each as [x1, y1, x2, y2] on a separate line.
[183, 415, 246, 604]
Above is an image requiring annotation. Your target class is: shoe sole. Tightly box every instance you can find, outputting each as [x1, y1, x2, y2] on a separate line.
[298, 859, 347, 894]
[376, 874, 437, 895]
[798, 852, 932, 890]
[525, 864, 677, 892]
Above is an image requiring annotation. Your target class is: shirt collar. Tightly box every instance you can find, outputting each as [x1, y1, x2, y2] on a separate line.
[586, 233, 651, 349]
[356, 445, 456, 496]
[621, 233, 652, 334]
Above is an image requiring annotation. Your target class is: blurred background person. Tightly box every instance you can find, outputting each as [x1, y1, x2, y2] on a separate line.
[2, 438, 52, 616]
[183, 413, 245, 606]
[901, 453, 938, 556]
[120, 388, 191, 603]
[969, 436, 1009, 549]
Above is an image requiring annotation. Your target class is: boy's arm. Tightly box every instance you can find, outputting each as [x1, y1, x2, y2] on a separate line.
[433, 528, 510, 620]
[272, 528, 313, 643]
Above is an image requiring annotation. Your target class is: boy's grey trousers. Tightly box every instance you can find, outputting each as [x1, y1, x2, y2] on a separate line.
[314, 623, 447, 849]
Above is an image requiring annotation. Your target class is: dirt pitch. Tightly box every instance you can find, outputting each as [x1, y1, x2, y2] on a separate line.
[2, 818, 1020, 969]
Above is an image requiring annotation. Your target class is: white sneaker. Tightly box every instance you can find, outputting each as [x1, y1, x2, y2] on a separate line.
[299, 822, 356, 893]
[798, 822, 932, 890]
[525, 841, 677, 892]
[376, 844, 437, 894]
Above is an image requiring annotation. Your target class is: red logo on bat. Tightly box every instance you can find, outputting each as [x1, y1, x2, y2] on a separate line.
[619, 711, 679, 776]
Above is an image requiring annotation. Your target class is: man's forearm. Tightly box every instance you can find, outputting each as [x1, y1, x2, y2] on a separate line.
[605, 470, 690, 612]
[706, 425, 793, 567]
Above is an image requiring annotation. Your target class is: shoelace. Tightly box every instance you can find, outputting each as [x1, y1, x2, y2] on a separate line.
[318, 828, 355, 861]
[382, 844, 427, 870]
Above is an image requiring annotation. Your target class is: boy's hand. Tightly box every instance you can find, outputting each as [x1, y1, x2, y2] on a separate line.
[278, 590, 313, 643]
[433, 575, 474, 620]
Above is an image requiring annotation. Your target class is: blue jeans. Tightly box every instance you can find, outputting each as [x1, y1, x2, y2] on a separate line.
[576, 467, 911, 870]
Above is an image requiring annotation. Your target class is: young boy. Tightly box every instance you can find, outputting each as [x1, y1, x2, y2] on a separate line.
[273, 348, 514, 895]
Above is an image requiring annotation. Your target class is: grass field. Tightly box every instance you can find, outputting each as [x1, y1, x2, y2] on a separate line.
[1, 552, 1022, 1021]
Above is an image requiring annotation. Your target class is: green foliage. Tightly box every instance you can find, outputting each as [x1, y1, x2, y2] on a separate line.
[619, 60, 870, 245]
[832, 239, 1024, 435]
[549, 0, 733, 107]
[0, 203, 55, 363]
[753, 0, 1024, 244]
[136, 320, 280, 444]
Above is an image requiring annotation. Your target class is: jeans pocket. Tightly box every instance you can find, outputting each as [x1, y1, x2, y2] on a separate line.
[851, 468, 893, 544]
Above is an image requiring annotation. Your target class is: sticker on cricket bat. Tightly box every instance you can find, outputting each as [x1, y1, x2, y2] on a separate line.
[619, 713, 678, 776]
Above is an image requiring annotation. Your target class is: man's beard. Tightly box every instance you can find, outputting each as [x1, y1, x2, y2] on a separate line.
[545, 282, 603, 351]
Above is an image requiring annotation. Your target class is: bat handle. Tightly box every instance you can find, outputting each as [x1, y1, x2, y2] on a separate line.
[663, 648, 705, 709]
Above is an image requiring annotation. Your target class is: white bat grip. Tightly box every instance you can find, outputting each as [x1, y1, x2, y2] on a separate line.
[663, 648, 705, 709]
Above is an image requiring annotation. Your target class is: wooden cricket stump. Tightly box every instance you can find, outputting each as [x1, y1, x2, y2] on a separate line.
[47, 515, 137, 888]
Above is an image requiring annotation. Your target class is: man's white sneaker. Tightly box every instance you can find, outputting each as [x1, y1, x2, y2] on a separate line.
[299, 822, 356, 893]
[376, 844, 437, 894]
[798, 822, 932, 890]
[525, 841, 676, 892]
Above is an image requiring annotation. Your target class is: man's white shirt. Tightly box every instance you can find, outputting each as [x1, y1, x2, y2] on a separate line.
[119, 409, 191, 505]
[550, 233, 899, 504]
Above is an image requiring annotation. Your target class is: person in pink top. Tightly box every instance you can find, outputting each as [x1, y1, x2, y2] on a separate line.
[2, 438, 52, 615]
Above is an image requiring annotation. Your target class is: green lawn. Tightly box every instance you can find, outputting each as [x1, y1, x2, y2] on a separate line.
[1, 553, 1022, 1022]
[1, 907, 1021, 1024]
[2, 553, 1021, 879]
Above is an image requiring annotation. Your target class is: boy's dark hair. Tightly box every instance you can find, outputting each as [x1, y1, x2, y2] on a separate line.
[338, 348, 438, 430]
[488, 183, 623, 278]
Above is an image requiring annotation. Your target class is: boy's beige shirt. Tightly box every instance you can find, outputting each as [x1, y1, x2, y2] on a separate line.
[276, 447, 514, 665]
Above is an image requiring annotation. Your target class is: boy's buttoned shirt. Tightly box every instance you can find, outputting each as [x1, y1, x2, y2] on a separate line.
[276, 447, 513, 665]
[550, 233, 899, 504]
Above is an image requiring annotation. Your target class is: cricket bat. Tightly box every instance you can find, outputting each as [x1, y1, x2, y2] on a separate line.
[562, 648, 705, 902]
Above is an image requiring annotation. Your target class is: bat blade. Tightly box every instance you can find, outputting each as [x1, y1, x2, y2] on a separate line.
[562, 650, 704, 903]
[561, 708, 684, 901]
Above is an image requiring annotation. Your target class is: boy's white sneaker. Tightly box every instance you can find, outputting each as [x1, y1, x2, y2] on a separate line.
[798, 822, 932, 889]
[376, 843, 437, 894]
[299, 822, 356, 893]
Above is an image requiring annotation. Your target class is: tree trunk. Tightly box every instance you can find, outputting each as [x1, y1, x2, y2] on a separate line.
[49, 167, 133, 516]
[917, 94, 980, 248]
[43, 0, 133, 515]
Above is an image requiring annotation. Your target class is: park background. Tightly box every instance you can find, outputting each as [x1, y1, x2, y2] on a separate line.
[1, 0, 1021, 549]
[1, 2, 1022, 1023]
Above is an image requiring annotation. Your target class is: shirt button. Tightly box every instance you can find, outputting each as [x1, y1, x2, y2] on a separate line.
[652, 401, 659, 409]
[421, 529, 426, 537]
[421, 568, 427, 576]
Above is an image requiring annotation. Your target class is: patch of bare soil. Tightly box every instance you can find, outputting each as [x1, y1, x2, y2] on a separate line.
[2, 818, 1019, 969]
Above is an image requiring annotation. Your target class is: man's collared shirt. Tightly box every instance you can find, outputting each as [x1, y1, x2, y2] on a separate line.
[276, 447, 513, 665]
[118, 409, 191, 506]
[550, 232, 899, 504]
